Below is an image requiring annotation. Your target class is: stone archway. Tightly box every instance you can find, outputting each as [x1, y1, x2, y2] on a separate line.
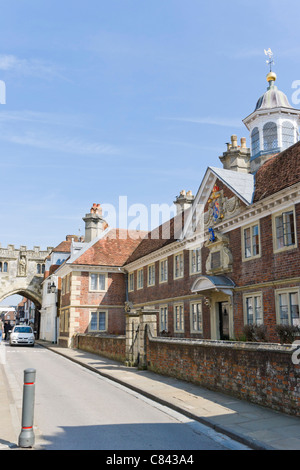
[0, 244, 53, 335]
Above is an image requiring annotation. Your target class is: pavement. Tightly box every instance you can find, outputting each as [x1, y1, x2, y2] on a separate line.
[1, 339, 300, 451]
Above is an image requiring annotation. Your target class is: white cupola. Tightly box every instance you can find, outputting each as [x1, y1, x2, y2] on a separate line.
[243, 70, 300, 173]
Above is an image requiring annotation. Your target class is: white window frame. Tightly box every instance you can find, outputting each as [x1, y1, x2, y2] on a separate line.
[137, 268, 144, 290]
[190, 301, 203, 333]
[159, 258, 168, 284]
[174, 302, 184, 333]
[89, 273, 107, 292]
[128, 272, 134, 292]
[159, 304, 168, 332]
[272, 206, 297, 254]
[243, 292, 263, 325]
[242, 222, 261, 261]
[89, 309, 108, 332]
[189, 248, 201, 275]
[147, 263, 155, 287]
[275, 287, 300, 327]
[174, 252, 184, 280]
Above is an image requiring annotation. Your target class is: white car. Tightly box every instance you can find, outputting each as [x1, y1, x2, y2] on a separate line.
[9, 326, 35, 347]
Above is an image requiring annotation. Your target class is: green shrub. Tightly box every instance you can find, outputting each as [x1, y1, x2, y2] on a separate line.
[242, 324, 268, 342]
[275, 324, 300, 344]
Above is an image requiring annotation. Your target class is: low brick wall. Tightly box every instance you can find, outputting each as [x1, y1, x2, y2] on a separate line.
[75, 333, 126, 363]
[146, 334, 300, 416]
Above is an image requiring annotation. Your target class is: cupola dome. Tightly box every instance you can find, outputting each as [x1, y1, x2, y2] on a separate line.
[243, 68, 300, 173]
[254, 72, 292, 111]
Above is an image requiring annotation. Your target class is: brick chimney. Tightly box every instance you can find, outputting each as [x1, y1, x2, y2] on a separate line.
[219, 135, 250, 173]
[82, 204, 108, 243]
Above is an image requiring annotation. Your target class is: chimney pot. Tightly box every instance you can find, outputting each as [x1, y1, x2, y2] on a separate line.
[231, 135, 238, 148]
[241, 137, 246, 148]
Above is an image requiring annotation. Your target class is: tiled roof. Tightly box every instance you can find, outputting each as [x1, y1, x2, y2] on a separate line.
[125, 211, 186, 265]
[73, 229, 148, 267]
[51, 240, 72, 253]
[253, 140, 300, 203]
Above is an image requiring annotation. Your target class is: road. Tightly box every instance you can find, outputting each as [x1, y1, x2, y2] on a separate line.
[1, 342, 248, 451]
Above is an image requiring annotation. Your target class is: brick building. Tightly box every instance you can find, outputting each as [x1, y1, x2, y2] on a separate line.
[53, 70, 300, 347]
[55, 205, 146, 347]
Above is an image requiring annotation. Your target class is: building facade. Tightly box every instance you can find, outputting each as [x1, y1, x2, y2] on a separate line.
[50, 70, 300, 347]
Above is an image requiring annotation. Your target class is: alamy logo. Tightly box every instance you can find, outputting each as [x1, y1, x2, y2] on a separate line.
[291, 80, 300, 105]
[292, 340, 300, 365]
[0, 80, 6, 104]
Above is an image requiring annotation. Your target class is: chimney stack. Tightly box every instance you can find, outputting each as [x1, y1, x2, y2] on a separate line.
[82, 204, 108, 243]
[219, 135, 250, 173]
[174, 190, 194, 214]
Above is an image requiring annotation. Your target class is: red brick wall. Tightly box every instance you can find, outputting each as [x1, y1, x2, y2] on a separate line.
[76, 333, 126, 362]
[228, 203, 300, 340]
[146, 336, 300, 416]
[60, 271, 127, 336]
[229, 204, 300, 286]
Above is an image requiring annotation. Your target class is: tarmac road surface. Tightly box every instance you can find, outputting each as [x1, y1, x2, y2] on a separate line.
[1, 342, 249, 451]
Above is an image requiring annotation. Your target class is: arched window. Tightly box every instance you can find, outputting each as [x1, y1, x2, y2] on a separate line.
[42, 264, 45, 274]
[3, 262, 8, 272]
[0, 262, 2, 272]
[263, 122, 278, 151]
[282, 121, 295, 150]
[251, 127, 260, 156]
[37, 264, 41, 274]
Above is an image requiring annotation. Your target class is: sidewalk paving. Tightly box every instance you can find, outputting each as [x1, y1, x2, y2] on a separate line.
[1, 340, 300, 450]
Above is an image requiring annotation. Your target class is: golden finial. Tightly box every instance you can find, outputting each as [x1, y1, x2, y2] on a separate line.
[266, 71, 277, 82]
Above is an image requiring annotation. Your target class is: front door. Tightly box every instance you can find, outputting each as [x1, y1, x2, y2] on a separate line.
[219, 302, 229, 340]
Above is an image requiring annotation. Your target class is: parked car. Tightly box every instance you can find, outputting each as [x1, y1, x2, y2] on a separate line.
[9, 326, 35, 347]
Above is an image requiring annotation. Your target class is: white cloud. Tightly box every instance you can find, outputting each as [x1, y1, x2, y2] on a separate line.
[158, 116, 243, 128]
[2, 131, 118, 156]
[0, 54, 68, 80]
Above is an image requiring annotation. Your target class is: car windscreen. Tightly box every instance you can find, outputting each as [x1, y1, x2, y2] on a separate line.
[14, 327, 32, 333]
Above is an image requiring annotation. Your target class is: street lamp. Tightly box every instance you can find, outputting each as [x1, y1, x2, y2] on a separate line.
[50, 282, 56, 294]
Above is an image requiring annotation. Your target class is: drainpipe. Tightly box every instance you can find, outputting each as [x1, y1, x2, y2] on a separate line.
[125, 272, 129, 302]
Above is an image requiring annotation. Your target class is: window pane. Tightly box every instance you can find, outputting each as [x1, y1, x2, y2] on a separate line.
[99, 312, 106, 330]
[129, 273, 134, 291]
[196, 249, 201, 272]
[91, 274, 98, 290]
[282, 121, 294, 150]
[263, 122, 278, 151]
[175, 305, 184, 331]
[98, 274, 105, 290]
[283, 211, 295, 246]
[161, 260, 167, 281]
[251, 127, 260, 156]
[252, 225, 259, 256]
[290, 293, 299, 326]
[91, 312, 97, 330]
[160, 307, 168, 331]
[246, 297, 253, 324]
[191, 303, 202, 331]
[279, 293, 289, 324]
[275, 215, 285, 249]
[244, 228, 251, 258]
[254, 296, 263, 325]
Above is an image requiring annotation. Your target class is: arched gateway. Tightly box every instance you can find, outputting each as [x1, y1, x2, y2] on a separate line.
[0, 243, 53, 333]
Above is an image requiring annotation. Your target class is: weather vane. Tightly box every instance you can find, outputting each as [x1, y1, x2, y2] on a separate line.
[264, 48, 274, 72]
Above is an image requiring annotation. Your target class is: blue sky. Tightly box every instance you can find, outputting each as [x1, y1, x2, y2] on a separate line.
[0, 0, 300, 257]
